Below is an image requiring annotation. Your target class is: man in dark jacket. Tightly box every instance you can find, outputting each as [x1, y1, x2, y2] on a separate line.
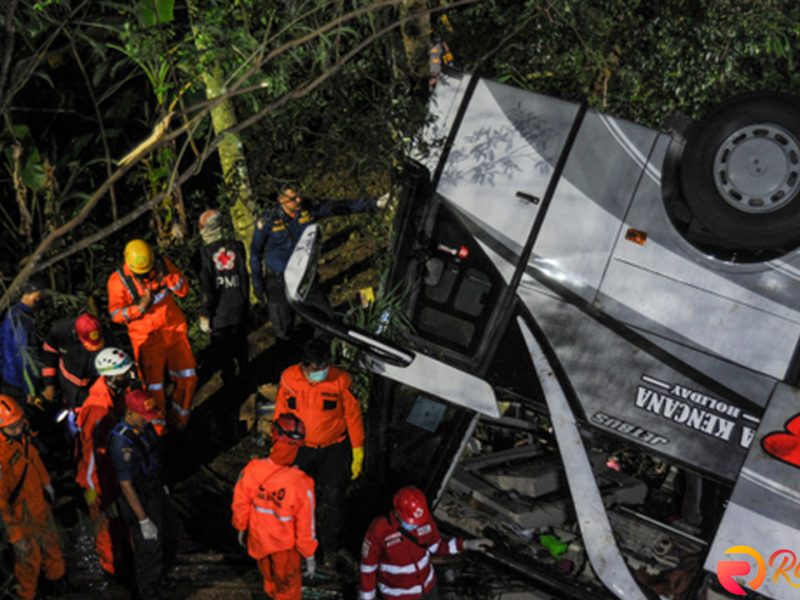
[196, 209, 250, 387]
[249, 186, 389, 340]
[0, 276, 47, 409]
[108, 389, 175, 599]
[41, 312, 115, 409]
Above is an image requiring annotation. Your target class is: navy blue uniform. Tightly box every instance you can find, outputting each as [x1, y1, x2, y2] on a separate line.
[108, 421, 172, 599]
[0, 302, 40, 402]
[249, 198, 377, 339]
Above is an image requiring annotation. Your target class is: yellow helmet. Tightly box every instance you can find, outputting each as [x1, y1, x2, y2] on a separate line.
[124, 239, 154, 274]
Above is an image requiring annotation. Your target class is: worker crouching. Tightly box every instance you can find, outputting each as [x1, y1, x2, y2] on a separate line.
[0, 395, 65, 600]
[359, 486, 493, 600]
[232, 413, 317, 600]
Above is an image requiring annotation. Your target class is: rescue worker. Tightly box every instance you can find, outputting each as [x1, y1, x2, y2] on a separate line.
[195, 209, 250, 387]
[273, 339, 364, 565]
[250, 185, 390, 339]
[107, 239, 197, 431]
[0, 276, 46, 408]
[232, 413, 317, 600]
[77, 347, 138, 578]
[41, 312, 114, 410]
[359, 486, 493, 600]
[0, 395, 66, 600]
[108, 388, 173, 599]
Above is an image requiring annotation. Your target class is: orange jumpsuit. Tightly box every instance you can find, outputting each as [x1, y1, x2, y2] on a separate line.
[231, 457, 317, 600]
[0, 432, 65, 600]
[274, 365, 365, 449]
[107, 257, 197, 430]
[76, 378, 129, 575]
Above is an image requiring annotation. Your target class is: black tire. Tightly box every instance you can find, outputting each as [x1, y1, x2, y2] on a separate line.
[680, 92, 800, 251]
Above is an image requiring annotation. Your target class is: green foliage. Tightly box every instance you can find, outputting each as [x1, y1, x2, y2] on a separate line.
[449, 0, 800, 126]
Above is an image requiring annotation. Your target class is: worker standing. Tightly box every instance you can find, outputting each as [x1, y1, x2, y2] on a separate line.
[250, 185, 389, 339]
[0, 395, 66, 600]
[107, 239, 197, 431]
[41, 312, 114, 410]
[195, 209, 250, 387]
[107, 388, 173, 599]
[232, 413, 317, 600]
[77, 347, 138, 578]
[0, 276, 47, 409]
[273, 339, 364, 566]
[359, 486, 493, 600]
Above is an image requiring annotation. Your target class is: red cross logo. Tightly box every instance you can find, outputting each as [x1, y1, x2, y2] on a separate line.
[213, 247, 236, 271]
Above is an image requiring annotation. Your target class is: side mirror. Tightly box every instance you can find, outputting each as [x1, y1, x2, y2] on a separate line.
[284, 225, 321, 303]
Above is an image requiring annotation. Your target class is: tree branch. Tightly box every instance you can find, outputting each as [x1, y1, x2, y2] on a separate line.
[0, 0, 483, 309]
[0, 0, 19, 105]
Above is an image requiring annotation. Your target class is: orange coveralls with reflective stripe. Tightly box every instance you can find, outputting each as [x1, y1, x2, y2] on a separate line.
[107, 257, 197, 428]
[76, 378, 128, 575]
[274, 365, 365, 449]
[0, 434, 65, 600]
[232, 458, 317, 600]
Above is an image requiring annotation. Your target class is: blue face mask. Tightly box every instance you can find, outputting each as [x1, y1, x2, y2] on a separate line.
[307, 367, 329, 383]
[400, 519, 418, 532]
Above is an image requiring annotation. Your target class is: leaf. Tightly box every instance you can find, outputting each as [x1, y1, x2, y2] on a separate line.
[22, 151, 47, 191]
[136, 0, 175, 27]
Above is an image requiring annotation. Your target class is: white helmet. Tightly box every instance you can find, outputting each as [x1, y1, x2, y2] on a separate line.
[95, 347, 134, 376]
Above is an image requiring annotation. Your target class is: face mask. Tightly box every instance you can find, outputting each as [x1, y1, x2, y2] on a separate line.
[307, 367, 329, 383]
[400, 519, 418, 532]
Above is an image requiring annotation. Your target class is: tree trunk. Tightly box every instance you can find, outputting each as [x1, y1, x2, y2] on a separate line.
[399, 0, 431, 86]
[188, 2, 257, 257]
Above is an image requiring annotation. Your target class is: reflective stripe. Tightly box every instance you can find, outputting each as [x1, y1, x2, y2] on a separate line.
[148, 383, 164, 391]
[122, 307, 131, 321]
[152, 289, 168, 305]
[448, 538, 458, 554]
[167, 277, 184, 293]
[168, 368, 196, 379]
[170, 404, 190, 417]
[429, 541, 440, 553]
[87, 452, 96, 491]
[359, 591, 376, 600]
[376, 568, 435, 597]
[253, 504, 293, 522]
[379, 553, 430, 574]
[110, 308, 123, 321]
[360, 564, 378, 573]
[307, 489, 317, 540]
[59, 358, 91, 387]
[152, 419, 166, 426]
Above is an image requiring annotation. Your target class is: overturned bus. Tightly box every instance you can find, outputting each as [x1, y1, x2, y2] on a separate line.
[285, 72, 800, 599]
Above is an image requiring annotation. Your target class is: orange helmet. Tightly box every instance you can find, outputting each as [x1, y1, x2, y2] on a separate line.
[271, 413, 306, 446]
[0, 395, 24, 429]
[393, 486, 429, 525]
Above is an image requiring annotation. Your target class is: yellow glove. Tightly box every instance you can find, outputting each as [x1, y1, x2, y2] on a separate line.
[351, 447, 364, 480]
[84, 488, 98, 507]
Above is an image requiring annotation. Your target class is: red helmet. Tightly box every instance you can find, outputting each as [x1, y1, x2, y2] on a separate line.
[75, 313, 105, 351]
[393, 486, 429, 525]
[272, 413, 306, 446]
[0, 395, 24, 429]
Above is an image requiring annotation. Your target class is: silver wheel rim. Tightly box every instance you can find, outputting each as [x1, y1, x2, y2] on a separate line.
[713, 122, 800, 214]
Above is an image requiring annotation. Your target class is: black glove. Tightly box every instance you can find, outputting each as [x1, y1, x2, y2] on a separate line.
[254, 284, 266, 304]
